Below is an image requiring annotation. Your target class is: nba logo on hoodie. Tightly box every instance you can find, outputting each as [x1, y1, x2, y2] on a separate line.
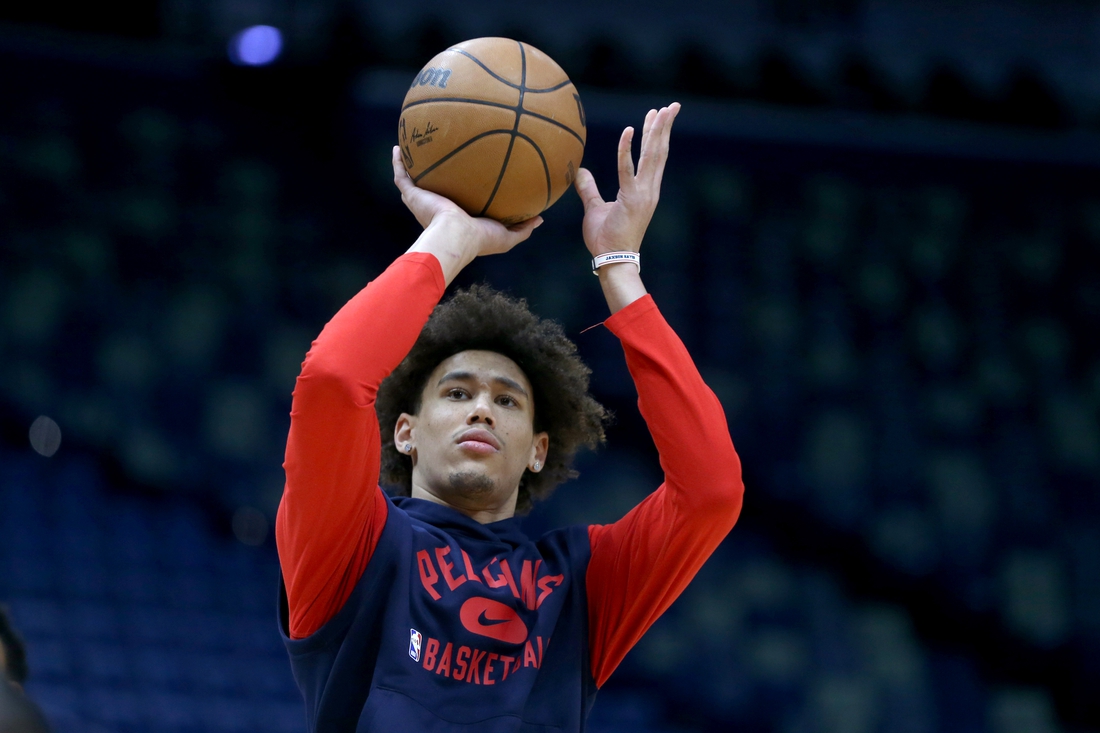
[409, 629, 423, 662]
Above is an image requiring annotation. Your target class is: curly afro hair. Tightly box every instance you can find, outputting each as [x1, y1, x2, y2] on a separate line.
[376, 284, 610, 514]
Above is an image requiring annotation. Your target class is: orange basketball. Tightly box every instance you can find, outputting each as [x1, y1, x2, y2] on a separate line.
[399, 38, 587, 225]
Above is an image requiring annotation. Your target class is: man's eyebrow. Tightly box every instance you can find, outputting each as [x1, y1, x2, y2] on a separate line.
[437, 371, 529, 398]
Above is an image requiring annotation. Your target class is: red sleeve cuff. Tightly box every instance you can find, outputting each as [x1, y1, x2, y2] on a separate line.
[602, 294, 658, 337]
[399, 251, 448, 294]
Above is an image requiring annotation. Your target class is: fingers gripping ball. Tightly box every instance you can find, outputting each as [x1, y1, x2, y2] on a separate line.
[399, 37, 587, 225]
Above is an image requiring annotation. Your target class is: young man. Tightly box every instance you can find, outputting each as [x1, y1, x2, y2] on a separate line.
[277, 103, 744, 731]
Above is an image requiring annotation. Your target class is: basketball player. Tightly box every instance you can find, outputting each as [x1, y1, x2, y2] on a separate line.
[276, 102, 744, 731]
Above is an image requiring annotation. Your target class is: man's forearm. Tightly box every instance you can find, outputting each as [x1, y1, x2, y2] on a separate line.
[598, 261, 648, 314]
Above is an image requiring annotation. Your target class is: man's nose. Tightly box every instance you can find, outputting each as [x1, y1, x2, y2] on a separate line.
[466, 393, 495, 426]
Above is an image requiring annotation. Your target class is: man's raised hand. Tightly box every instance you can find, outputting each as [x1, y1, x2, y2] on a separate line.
[573, 103, 680, 258]
[391, 146, 542, 260]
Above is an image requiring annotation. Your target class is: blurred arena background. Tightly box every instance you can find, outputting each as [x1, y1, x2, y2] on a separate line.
[1, 1, 1099, 731]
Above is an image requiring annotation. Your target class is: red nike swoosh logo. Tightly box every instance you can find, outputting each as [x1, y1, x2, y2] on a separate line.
[460, 597, 528, 644]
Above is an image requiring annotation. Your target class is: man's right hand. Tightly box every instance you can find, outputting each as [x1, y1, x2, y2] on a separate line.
[392, 146, 543, 284]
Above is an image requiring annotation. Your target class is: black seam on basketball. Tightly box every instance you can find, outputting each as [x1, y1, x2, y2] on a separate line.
[401, 97, 517, 115]
[516, 42, 571, 93]
[412, 129, 514, 185]
[523, 79, 573, 93]
[443, 44, 571, 94]
[401, 98, 582, 145]
[512, 132, 552, 210]
[478, 41, 527, 217]
[516, 44, 553, 210]
[479, 134, 519, 216]
[519, 110, 585, 145]
[445, 47, 521, 89]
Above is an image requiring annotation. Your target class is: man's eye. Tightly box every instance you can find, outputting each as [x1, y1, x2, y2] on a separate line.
[447, 388, 468, 399]
[497, 395, 518, 407]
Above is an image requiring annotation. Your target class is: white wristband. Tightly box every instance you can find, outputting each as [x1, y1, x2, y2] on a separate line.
[591, 251, 640, 275]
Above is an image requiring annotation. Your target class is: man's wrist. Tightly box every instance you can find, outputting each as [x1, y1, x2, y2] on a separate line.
[407, 214, 480, 285]
[591, 251, 640, 275]
[598, 261, 647, 314]
[425, 213, 481, 257]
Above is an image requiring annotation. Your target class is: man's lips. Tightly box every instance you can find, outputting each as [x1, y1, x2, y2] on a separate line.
[456, 428, 501, 454]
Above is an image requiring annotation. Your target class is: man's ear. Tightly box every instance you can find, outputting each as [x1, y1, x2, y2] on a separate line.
[394, 413, 416, 454]
[530, 431, 549, 471]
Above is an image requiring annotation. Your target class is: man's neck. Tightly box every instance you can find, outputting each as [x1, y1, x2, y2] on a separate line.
[409, 485, 517, 524]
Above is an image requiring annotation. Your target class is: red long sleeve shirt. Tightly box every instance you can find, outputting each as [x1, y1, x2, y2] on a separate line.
[276, 252, 743, 689]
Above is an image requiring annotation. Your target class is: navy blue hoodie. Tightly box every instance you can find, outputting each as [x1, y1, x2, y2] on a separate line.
[281, 496, 595, 731]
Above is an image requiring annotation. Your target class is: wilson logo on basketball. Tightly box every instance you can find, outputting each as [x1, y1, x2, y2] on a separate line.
[411, 67, 452, 89]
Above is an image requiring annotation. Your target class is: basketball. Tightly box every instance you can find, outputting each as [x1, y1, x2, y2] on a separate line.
[399, 37, 587, 225]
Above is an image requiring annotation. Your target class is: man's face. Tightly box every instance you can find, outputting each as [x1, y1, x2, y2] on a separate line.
[396, 350, 548, 518]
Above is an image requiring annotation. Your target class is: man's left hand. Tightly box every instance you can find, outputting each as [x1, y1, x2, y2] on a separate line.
[573, 103, 681, 258]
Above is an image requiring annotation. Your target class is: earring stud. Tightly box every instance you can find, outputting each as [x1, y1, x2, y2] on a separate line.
[404, 443, 412, 453]
[533, 461, 541, 471]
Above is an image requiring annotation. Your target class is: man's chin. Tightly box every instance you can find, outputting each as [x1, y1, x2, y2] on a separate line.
[445, 470, 497, 498]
